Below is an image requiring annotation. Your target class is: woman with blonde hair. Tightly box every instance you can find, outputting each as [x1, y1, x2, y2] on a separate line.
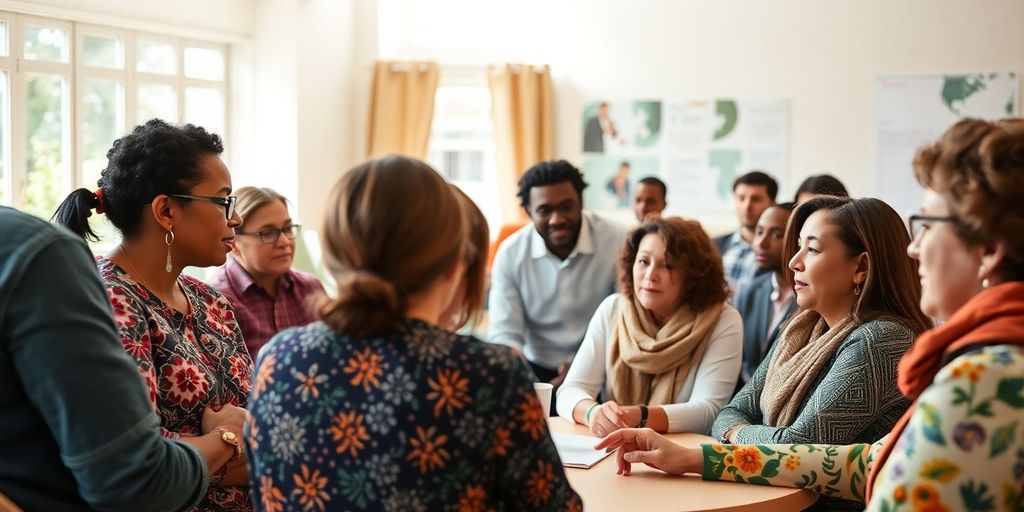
[597, 118, 1024, 511]
[556, 216, 743, 436]
[246, 155, 580, 511]
[208, 186, 325, 357]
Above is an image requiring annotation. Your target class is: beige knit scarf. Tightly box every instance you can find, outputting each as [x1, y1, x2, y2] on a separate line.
[760, 309, 860, 427]
[609, 294, 724, 406]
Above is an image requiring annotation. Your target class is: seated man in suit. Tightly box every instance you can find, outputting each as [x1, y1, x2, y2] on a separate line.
[733, 202, 796, 393]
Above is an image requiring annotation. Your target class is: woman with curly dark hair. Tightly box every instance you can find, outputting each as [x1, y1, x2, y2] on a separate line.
[53, 119, 253, 511]
[555, 216, 743, 436]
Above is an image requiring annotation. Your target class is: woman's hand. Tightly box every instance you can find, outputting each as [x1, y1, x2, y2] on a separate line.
[202, 403, 248, 434]
[594, 428, 701, 476]
[589, 400, 630, 437]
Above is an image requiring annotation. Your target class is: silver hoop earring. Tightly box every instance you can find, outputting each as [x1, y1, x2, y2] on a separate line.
[854, 283, 862, 296]
[165, 230, 175, 273]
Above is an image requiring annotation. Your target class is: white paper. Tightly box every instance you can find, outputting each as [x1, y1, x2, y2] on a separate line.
[551, 432, 614, 469]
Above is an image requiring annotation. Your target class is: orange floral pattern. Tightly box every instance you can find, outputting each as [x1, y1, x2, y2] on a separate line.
[343, 347, 385, 392]
[248, 319, 580, 511]
[407, 425, 450, 473]
[328, 410, 370, 457]
[291, 464, 330, 511]
[426, 368, 471, 416]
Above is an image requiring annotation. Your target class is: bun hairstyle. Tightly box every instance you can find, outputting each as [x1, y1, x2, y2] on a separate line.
[317, 155, 465, 336]
[52, 119, 223, 241]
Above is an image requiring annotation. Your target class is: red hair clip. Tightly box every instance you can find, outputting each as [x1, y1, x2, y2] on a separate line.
[94, 188, 106, 214]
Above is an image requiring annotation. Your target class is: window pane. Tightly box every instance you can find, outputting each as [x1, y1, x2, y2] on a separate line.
[0, 22, 9, 57]
[82, 80, 123, 188]
[24, 26, 68, 62]
[137, 41, 176, 75]
[83, 35, 123, 69]
[25, 74, 69, 219]
[184, 47, 224, 81]
[137, 83, 177, 123]
[185, 87, 224, 136]
[0, 73, 8, 204]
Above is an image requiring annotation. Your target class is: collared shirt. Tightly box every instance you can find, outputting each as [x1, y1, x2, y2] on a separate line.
[208, 256, 326, 358]
[767, 273, 795, 340]
[487, 212, 627, 370]
[720, 231, 761, 299]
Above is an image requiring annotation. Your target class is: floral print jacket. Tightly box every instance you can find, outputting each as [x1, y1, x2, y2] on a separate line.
[97, 258, 254, 512]
[246, 319, 582, 512]
[700, 345, 1024, 511]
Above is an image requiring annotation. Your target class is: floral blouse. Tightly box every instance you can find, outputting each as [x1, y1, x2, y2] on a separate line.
[699, 345, 1024, 511]
[97, 258, 254, 512]
[246, 319, 582, 512]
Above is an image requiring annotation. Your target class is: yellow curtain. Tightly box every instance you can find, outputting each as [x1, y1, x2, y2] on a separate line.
[488, 64, 554, 222]
[365, 60, 440, 159]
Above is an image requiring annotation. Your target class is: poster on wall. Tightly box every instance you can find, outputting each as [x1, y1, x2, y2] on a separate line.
[581, 98, 789, 220]
[874, 72, 1019, 216]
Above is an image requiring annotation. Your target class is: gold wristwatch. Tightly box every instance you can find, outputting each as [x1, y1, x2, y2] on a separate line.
[216, 427, 242, 461]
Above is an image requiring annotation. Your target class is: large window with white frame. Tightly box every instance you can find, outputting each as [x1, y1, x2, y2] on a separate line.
[0, 10, 228, 222]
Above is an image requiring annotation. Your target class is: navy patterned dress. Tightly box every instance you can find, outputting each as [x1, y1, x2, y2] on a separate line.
[246, 319, 581, 512]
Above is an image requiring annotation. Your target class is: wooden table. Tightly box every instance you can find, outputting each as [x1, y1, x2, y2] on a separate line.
[549, 418, 817, 512]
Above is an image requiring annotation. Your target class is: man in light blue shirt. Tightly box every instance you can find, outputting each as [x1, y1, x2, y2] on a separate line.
[488, 160, 627, 383]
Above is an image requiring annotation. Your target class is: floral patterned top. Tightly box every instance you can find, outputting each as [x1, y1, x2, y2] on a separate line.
[699, 345, 1024, 511]
[247, 319, 582, 512]
[96, 257, 254, 512]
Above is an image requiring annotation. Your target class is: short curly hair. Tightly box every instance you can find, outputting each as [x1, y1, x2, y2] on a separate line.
[516, 160, 588, 209]
[53, 119, 224, 240]
[913, 118, 1024, 281]
[617, 216, 729, 312]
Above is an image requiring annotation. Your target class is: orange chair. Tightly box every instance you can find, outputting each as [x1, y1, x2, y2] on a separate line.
[487, 221, 527, 273]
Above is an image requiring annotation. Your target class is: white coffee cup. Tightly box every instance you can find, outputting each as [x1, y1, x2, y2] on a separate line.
[534, 382, 553, 417]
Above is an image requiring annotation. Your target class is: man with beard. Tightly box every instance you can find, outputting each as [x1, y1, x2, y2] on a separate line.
[713, 170, 778, 298]
[488, 160, 627, 384]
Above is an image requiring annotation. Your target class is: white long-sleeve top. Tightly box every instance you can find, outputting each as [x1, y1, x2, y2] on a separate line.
[555, 294, 743, 434]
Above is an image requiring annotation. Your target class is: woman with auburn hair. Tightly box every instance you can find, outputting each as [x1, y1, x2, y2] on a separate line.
[246, 155, 580, 511]
[596, 118, 1024, 511]
[556, 216, 743, 436]
[208, 186, 325, 358]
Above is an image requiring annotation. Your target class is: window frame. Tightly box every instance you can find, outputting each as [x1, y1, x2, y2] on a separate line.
[0, 10, 230, 216]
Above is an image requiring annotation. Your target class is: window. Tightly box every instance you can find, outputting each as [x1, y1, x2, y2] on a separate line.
[0, 11, 228, 224]
[425, 84, 502, 234]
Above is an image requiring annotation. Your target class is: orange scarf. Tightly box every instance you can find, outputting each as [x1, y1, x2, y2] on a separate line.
[865, 281, 1024, 503]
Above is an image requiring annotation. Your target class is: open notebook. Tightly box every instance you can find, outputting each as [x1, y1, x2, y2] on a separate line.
[551, 432, 614, 469]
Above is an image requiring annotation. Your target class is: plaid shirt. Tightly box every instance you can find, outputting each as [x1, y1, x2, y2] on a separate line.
[208, 256, 326, 358]
[720, 231, 762, 299]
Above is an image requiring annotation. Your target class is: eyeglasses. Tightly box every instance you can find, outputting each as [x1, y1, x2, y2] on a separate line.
[908, 214, 957, 239]
[235, 224, 302, 244]
[169, 194, 238, 220]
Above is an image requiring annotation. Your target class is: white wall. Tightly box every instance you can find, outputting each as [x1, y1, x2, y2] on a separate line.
[371, 0, 1024, 232]
[543, 0, 1024, 230]
[0, 0, 252, 39]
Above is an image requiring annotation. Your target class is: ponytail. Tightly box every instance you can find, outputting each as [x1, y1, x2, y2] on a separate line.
[318, 271, 405, 337]
[52, 188, 103, 242]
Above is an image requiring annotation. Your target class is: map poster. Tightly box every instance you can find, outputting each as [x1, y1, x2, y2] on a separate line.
[874, 72, 1019, 216]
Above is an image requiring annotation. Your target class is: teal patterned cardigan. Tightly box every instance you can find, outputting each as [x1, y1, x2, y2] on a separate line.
[712, 318, 916, 445]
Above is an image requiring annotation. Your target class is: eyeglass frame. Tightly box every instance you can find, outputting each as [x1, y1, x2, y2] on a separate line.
[234, 224, 303, 244]
[168, 194, 238, 220]
[908, 214, 958, 239]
